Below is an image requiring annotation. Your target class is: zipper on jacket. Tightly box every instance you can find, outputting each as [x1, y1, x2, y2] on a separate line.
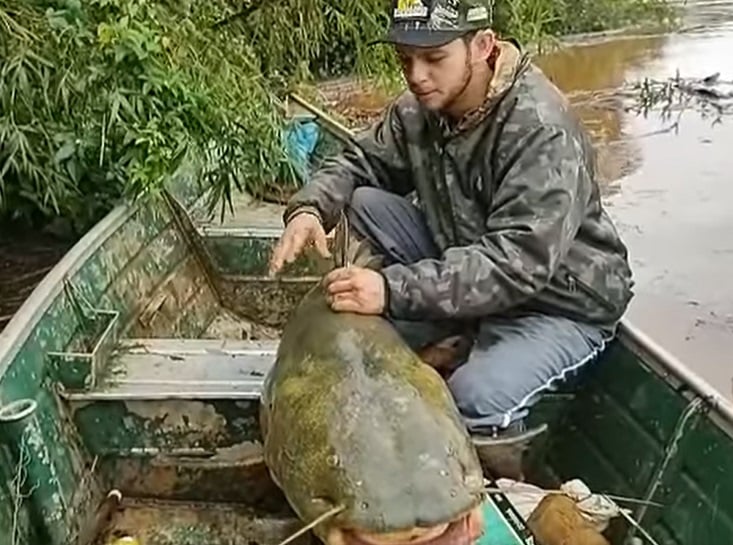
[566, 272, 618, 313]
[437, 142, 459, 245]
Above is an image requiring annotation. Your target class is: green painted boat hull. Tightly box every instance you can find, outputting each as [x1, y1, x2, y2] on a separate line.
[1, 118, 732, 545]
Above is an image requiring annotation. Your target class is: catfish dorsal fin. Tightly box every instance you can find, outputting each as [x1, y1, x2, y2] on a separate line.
[333, 209, 384, 271]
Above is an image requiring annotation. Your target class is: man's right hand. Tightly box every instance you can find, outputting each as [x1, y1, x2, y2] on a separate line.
[269, 212, 331, 276]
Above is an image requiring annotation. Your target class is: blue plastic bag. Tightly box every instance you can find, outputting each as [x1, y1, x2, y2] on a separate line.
[284, 117, 320, 185]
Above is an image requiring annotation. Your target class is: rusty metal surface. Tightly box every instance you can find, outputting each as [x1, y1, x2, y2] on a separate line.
[98, 442, 287, 509]
[95, 497, 309, 545]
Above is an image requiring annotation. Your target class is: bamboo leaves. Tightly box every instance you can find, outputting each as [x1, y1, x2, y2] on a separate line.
[0, 0, 299, 232]
[0, 0, 674, 233]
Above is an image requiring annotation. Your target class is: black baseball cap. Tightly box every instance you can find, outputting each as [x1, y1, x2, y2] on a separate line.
[372, 0, 494, 48]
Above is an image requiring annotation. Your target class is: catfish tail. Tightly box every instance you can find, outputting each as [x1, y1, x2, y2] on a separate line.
[333, 209, 384, 271]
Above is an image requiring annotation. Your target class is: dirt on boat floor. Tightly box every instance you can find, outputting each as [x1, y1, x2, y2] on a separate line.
[94, 498, 306, 545]
[0, 230, 74, 332]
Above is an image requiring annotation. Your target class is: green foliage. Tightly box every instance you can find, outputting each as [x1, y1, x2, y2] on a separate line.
[238, 0, 397, 81]
[492, 0, 676, 47]
[0, 0, 675, 233]
[0, 0, 297, 232]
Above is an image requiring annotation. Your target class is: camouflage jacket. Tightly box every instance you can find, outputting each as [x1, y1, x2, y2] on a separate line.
[284, 40, 634, 329]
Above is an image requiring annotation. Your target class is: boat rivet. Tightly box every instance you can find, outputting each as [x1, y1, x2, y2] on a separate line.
[361, 501, 369, 510]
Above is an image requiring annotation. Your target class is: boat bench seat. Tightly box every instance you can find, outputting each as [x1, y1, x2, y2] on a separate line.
[65, 337, 571, 409]
[66, 338, 278, 401]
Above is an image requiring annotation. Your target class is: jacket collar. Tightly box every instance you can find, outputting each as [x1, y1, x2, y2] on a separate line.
[431, 39, 531, 138]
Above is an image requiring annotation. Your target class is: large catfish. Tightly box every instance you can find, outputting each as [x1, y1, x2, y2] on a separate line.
[260, 219, 486, 545]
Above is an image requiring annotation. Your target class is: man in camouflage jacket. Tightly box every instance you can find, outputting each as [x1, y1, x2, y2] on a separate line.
[269, 0, 634, 479]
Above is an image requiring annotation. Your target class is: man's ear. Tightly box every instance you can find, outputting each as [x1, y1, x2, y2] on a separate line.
[471, 29, 496, 62]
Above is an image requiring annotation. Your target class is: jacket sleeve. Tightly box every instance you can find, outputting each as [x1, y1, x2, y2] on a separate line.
[283, 99, 414, 231]
[381, 124, 592, 321]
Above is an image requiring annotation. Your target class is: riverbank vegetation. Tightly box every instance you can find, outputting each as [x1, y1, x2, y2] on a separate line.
[1, 0, 676, 235]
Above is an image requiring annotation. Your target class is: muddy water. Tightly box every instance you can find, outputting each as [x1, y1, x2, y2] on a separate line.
[536, 0, 733, 398]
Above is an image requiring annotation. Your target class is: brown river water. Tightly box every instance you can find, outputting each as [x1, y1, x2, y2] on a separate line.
[534, 0, 733, 399]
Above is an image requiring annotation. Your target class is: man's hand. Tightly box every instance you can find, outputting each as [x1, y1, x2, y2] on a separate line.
[324, 266, 386, 315]
[269, 213, 330, 276]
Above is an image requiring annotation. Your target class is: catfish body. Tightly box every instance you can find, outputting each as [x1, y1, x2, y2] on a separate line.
[259, 282, 485, 543]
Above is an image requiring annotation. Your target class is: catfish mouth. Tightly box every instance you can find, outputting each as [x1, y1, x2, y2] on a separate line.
[328, 505, 483, 545]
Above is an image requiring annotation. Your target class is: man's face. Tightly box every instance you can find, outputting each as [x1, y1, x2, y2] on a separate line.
[395, 33, 492, 112]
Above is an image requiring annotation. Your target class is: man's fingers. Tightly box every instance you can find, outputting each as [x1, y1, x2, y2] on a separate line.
[283, 231, 308, 264]
[326, 278, 355, 295]
[324, 266, 354, 285]
[314, 229, 331, 258]
[269, 238, 291, 276]
[269, 230, 304, 275]
[329, 294, 362, 313]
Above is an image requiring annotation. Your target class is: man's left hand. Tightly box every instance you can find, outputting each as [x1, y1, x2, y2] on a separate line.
[324, 266, 386, 315]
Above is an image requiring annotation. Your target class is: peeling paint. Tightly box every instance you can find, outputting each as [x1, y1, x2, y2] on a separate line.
[71, 398, 262, 458]
[124, 400, 228, 444]
[0, 400, 68, 544]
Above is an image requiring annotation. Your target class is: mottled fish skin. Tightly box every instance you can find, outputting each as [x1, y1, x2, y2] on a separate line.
[259, 279, 485, 541]
[283, 40, 634, 331]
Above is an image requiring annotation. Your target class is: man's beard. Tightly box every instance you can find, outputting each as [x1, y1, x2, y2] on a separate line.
[439, 49, 475, 117]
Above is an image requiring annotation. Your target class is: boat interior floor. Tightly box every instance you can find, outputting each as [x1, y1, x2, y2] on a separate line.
[95, 498, 310, 545]
[93, 494, 535, 545]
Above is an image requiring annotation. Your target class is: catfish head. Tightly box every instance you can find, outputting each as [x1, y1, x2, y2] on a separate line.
[304, 403, 486, 545]
[264, 335, 488, 545]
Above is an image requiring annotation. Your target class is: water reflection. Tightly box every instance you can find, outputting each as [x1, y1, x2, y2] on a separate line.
[535, 35, 669, 188]
[535, 0, 733, 397]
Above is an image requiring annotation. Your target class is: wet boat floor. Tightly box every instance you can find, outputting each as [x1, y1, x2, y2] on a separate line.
[95, 495, 532, 545]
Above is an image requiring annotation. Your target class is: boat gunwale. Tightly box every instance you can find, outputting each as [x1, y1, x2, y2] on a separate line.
[0, 204, 136, 381]
[619, 320, 733, 434]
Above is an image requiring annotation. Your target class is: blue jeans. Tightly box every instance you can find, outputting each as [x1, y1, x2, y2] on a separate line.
[346, 187, 613, 432]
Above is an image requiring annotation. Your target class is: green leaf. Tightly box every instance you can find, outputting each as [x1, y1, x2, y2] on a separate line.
[54, 140, 76, 162]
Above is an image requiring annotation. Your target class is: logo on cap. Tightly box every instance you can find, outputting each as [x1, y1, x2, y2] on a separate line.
[427, 3, 459, 29]
[394, 0, 429, 19]
[466, 5, 489, 22]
